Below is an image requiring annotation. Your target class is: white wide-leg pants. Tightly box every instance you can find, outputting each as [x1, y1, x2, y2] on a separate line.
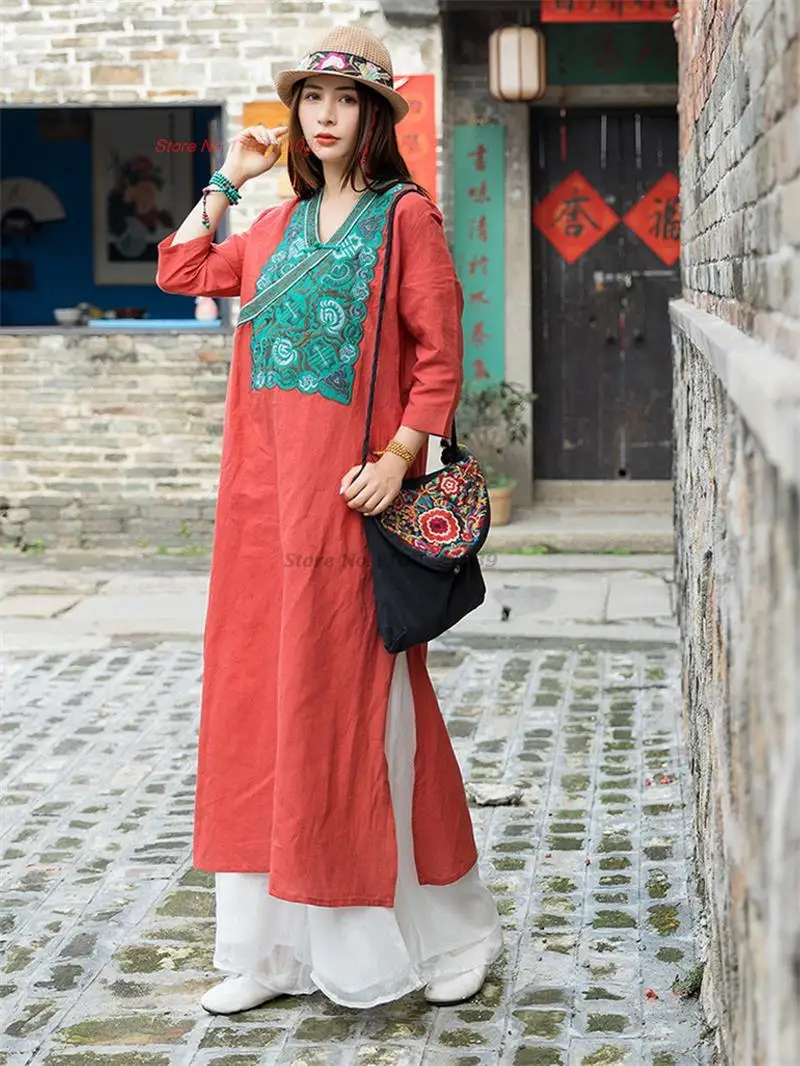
[212, 650, 504, 1008]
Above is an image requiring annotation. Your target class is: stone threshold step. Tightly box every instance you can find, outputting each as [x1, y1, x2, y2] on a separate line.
[484, 505, 673, 554]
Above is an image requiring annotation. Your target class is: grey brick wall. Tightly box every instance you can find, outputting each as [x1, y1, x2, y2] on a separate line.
[671, 1, 800, 1063]
[677, 0, 800, 359]
[0, 329, 233, 550]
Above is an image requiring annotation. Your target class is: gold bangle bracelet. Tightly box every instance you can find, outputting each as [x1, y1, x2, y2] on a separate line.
[375, 439, 416, 465]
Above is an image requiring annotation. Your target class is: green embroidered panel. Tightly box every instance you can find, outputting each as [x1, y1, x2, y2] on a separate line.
[248, 186, 401, 406]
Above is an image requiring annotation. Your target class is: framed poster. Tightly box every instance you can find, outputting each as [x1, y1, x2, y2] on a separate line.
[92, 108, 193, 285]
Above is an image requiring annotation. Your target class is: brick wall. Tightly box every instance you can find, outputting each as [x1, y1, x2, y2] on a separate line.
[0, 0, 441, 549]
[0, 329, 235, 550]
[677, 0, 800, 357]
[671, 1, 800, 1063]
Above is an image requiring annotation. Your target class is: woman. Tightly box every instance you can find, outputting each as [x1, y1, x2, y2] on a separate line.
[156, 24, 503, 1015]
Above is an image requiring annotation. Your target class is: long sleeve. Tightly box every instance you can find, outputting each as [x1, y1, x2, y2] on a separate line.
[156, 208, 272, 298]
[397, 200, 465, 438]
[156, 230, 244, 298]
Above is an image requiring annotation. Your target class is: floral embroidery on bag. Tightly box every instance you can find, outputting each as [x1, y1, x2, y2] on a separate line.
[419, 509, 460, 545]
[379, 453, 490, 561]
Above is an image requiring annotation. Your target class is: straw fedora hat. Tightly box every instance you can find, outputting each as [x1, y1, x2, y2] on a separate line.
[274, 26, 409, 124]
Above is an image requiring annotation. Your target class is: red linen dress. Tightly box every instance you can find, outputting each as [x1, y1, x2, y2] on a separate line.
[156, 187, 478, 908]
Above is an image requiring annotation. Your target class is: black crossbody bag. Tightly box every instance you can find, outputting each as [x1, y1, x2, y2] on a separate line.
[358, 187, 491, 654]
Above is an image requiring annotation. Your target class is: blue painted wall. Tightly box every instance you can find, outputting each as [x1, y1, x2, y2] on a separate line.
[0, 106, 224, 326]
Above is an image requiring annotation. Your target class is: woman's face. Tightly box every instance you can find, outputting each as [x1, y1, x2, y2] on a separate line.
[297, 75, 362, 165]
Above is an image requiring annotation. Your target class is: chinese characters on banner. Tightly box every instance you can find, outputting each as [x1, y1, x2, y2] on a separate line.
[623, 172, 680, 265]
[394, 75, 437, 202]
[541, 0, 677, 21]
[533, 170, 680, 264]
[454, 125, 505, 384]
[533, 171, 619, 263]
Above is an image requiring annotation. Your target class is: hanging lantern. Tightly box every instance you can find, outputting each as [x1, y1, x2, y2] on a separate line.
[488, 26, 547, 103]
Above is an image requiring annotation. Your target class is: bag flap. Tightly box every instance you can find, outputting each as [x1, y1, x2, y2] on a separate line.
[374, 451, 491, 569]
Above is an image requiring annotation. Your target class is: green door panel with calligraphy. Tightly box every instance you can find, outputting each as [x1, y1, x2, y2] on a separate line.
[453, 125, 505, 385]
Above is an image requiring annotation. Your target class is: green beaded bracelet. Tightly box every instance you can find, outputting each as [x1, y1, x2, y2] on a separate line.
[200, 170, 242, 229]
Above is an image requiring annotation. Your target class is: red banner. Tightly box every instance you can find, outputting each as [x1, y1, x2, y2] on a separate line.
[542, 0, 677, 22]
[533, 171, 620, 264]
[395, 74, 437, 203]
[623, 173, 680, 265]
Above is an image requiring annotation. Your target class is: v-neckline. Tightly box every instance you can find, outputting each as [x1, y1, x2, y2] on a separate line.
[308, 189, 376, 248]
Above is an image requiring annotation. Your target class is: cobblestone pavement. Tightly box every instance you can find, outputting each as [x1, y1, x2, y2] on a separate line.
[1, 633, 708, 1066]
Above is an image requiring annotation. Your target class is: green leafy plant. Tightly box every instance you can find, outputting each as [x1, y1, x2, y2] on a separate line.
[672, 963, 704, 998]
[456, 380, 537, 488]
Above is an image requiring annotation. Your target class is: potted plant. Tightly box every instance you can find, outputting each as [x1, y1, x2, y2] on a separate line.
[456, 379, 537, 526]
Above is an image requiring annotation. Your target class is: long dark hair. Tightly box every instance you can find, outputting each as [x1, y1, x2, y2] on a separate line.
[286, 80, 428, 200]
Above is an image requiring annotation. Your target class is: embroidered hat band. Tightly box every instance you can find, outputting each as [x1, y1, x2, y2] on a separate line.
[273, 25, 409, 123]
[297, 50, 394, 89]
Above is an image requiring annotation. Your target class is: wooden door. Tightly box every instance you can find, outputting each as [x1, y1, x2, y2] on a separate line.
[531, 107, 680, 480]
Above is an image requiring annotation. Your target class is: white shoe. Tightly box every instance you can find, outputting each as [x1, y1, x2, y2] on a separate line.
[424, 965, 488, 1005]
[200, 975, 281, 1015]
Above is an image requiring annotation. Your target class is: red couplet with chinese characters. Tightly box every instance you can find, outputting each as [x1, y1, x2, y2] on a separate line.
[541, 0, 677, 21]
[533, 170, 620, 264]
[395, 75, 437, 202]
[623, 172, 680, 265]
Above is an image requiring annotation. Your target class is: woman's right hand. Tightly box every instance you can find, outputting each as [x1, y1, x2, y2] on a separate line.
[221, 124, 289, 187]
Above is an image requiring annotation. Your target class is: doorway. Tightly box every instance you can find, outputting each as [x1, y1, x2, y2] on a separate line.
[531, 107, 680, 480]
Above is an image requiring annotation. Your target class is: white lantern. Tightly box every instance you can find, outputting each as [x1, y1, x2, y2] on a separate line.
[488, 26, 547, 103]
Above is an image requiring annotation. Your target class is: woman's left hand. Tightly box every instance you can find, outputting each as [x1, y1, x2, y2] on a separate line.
[340, 454, 407, 515]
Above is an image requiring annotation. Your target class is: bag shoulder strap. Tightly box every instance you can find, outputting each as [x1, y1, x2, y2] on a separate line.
[359, 185, 459, 470]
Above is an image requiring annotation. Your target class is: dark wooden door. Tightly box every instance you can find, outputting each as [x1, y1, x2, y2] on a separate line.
[531, 108, 680, 480]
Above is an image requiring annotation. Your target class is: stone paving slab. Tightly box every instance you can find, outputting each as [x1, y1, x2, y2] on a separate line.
[0, 553, 676, 578]
[482, 507, 673, 555]
[0, 597, 83, 620]
[0, 633, 708, 1066]
[454, 573, 676, 645]
[0, 558, 677, 653]
[62, 592, 209, 637]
